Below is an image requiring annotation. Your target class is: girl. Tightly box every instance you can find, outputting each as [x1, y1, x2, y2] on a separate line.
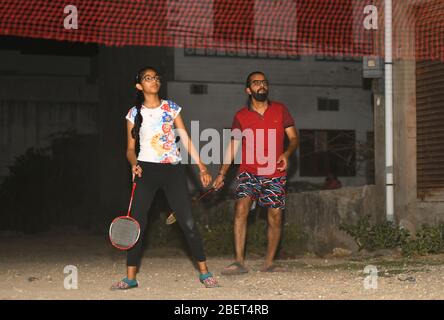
[111, 66, 220, 290]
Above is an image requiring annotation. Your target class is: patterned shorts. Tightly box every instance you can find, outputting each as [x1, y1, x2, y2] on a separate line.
[234, 172, 287, 209]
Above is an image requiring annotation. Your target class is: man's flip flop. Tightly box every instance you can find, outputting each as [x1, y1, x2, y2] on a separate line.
[221, 262, 249, 275]
[260, 265, 288, 273]
[166, 212, 176, 225]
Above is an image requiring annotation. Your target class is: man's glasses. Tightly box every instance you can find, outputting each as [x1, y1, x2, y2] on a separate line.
[250, 80, 269, 86]
[142, 75, 161, 82]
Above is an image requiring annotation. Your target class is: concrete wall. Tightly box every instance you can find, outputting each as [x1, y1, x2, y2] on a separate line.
[173, 48, 364, 86]
[169, 49, 373, 186]
[168, 81, 373, 186]
[193, 185, 378, 256]
[0, 50, 98, 182]
[285, 185, 378, 255]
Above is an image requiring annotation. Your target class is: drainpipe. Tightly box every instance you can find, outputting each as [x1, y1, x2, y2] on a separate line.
[385, 0, 394, 222]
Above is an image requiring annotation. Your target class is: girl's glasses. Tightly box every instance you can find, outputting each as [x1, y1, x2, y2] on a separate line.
[142, 75, 161, 82]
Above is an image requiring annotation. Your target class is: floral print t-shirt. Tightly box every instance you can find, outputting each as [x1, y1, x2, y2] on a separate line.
[126, 100, 182, 163]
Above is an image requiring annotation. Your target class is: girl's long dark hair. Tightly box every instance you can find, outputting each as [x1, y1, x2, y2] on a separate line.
[131, 66, 158, 153]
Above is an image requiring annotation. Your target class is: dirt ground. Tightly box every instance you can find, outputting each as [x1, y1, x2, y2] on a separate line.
[1, 233, 444, 300]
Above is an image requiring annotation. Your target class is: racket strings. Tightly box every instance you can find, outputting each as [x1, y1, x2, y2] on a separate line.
[110, 218, 140, 249]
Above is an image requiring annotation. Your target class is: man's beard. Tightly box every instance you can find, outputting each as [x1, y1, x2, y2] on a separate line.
[251, 90, 268, 102]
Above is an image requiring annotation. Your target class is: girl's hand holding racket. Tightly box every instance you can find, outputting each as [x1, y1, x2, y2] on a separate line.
[132, 164, 143, 178]
[212, 174, 225, 191]
[199, 169, 212, 188]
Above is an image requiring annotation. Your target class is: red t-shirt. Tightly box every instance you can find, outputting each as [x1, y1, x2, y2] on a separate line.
[231, 101, 295, 177]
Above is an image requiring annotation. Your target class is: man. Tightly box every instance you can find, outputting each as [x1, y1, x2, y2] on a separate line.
[213, 71, 298, 274]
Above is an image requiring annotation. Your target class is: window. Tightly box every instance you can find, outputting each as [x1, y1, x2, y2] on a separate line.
[315, 54, 362, 62]
[317, 98, 340, 111]
[366, 131, 375, 184]
[300, 129, 356, 177]
[190, 84, 208, 95]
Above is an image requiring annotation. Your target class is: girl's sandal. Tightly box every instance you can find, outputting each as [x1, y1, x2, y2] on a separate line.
[199, 272, 221, 288]
[110, 277, 139, 290]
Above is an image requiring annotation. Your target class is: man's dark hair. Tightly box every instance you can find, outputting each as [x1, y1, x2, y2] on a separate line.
[245, 71, 266, 88]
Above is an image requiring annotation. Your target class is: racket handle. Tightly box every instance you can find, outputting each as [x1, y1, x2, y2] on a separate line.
[127, 181, 137, 217]
[198, 187, 214, 201]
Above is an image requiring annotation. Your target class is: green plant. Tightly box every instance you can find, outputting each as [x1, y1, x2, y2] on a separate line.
[339, 215, 374, 250]
[146, 217, 187, 249]
[0, 148, 54, 233]
[198, 207, 235, 256]
[281, 223, 309, 256]
[0, 131, 98, 233]
[340, 216, 444, 256]
[372, 220, 410, 249]
[402, 224, 444, 256]
[198, 209, 308, 257]
[340, 215, 410, 251]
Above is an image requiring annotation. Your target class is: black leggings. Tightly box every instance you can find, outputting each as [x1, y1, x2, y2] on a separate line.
[127, 161, 206, 267]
